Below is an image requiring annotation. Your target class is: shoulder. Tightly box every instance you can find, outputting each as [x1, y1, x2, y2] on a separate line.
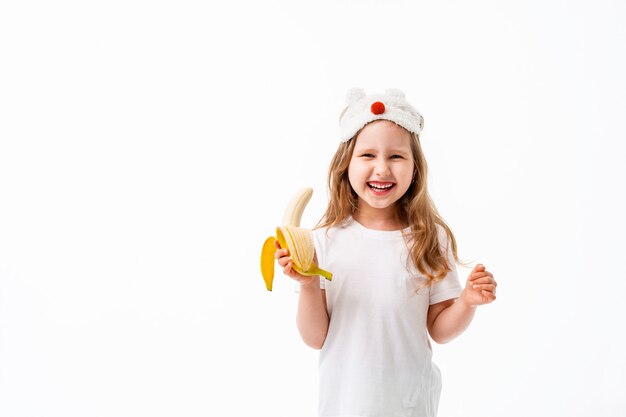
[312, 224, 334, 252]
[312, 225, 332, 241]
[312, 217, 352, 238]
[434, 223, 448, 241]
[434, 223, 454, 251]
[312, 218, 356, 254]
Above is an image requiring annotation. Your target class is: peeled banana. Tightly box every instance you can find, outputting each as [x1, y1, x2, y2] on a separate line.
[260, 187, 333, 291]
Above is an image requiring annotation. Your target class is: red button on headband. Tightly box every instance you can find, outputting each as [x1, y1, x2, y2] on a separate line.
[371, 101, 385, 115]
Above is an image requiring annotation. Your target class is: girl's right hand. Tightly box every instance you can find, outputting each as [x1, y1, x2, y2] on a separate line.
[274, 239, 318, 287]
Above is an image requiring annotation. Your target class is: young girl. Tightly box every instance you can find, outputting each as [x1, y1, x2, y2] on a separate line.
[274, 88, 497, 417]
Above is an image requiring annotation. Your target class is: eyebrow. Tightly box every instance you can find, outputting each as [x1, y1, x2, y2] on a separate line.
[355, 147, 410, 155]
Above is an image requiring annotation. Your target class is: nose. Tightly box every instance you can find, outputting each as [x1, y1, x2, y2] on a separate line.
[375, 157, 391, 177]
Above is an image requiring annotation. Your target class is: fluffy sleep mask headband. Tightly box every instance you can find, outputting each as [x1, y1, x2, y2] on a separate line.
[338, 88, 424, 142]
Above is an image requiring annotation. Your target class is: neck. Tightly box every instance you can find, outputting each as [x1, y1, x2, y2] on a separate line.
[352, 206, 405, 231]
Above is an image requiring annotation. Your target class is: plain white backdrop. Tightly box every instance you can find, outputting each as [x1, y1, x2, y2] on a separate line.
[1, 1, 625, 416]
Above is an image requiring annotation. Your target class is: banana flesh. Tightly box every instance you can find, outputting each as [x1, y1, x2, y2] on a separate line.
[260, 187, 333, 291]
[282, 187, 313, 227]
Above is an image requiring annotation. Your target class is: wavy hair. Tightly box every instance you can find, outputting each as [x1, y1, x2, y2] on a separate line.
[315, 125, 468, 287]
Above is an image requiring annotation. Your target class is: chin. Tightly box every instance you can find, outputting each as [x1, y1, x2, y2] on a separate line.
[362, 198, 399, 210]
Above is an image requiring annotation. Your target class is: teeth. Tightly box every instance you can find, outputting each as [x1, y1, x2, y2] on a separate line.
[368, 182, 393, 190]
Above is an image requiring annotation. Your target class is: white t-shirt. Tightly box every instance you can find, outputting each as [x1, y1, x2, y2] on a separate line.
[312, 217, 463, 417]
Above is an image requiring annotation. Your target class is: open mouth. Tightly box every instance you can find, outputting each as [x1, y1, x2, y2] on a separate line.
[367, 182, 395, 193]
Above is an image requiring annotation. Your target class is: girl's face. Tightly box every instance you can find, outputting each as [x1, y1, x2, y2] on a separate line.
[348, 120, 415, 220]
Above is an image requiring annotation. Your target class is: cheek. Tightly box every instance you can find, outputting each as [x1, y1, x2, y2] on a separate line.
[404, 161, 416, 181]
[405, 165, 415, 181]
[393, 164, 415, 188]
[347, 165, 358, 190]
[347, 159, 361, 182]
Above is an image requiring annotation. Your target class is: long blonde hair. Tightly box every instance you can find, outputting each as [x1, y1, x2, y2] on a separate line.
[315, 125, 467, 286]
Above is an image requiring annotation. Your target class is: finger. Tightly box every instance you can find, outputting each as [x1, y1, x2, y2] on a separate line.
[472, 283, 496, 292]
[470, 265, 487, 275]
[469, 271, 493, 281]
[482, 290, 496, 302]
[277, 256, 290, 268]
[471, 276, 496, 285]
[274, 248, 289, 260]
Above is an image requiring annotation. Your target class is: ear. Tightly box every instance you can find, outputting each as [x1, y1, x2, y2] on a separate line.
[346, 88, 366, 105]
[384, 88, 405, 98]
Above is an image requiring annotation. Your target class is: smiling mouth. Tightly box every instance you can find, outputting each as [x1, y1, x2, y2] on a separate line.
[367, 182, 395, 191]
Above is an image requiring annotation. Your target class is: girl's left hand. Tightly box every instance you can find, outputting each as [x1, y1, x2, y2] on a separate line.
[459, 264, 497, 307]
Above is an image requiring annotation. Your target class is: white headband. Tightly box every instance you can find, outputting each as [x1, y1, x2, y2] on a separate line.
[338, 88, 424, 142]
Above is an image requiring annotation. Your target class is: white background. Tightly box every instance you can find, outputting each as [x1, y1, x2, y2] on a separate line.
[1, 1, 625, 416]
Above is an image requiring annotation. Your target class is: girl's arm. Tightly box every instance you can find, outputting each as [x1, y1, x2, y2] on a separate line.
[275, 241, 329, 349]
[296, 278, 329, 350]
[427, 297, 476, 344]
[427, 264, 496, 344]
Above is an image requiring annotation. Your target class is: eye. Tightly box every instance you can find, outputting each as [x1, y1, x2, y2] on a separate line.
[390, 154, 404, 159]
[360, 153, 375, 158]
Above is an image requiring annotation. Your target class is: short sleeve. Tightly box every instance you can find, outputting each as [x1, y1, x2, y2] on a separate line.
[429, 228, 464, 305]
